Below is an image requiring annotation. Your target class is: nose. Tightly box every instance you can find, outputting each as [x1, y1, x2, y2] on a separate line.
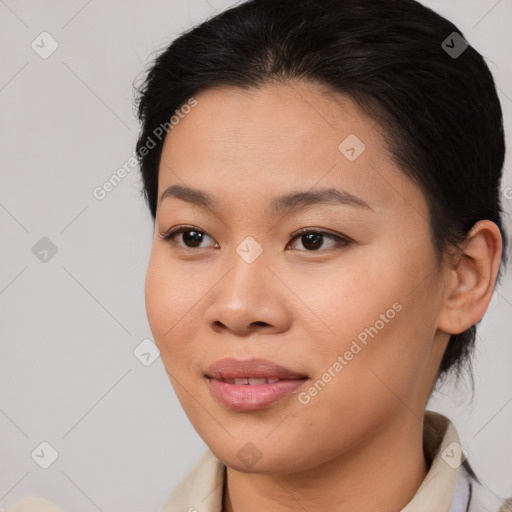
[203, 246, 291, 337]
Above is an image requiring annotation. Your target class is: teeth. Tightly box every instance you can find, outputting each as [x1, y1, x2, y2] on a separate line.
[226, 377, 281, 385]
[248, 378, 267, 385]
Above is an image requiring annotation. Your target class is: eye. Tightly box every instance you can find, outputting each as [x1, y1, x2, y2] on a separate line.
[158, 225, 217, 250]
[159, 225, 352, 252]
[287, 228, 352, 252]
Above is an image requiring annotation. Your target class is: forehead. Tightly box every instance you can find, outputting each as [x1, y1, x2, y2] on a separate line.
[162, 81, 376, 159]
[157, 81, 426, 220]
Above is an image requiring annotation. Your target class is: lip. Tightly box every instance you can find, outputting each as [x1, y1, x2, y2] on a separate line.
[205, 358, 308, 411]
[205, 357, 308, 380]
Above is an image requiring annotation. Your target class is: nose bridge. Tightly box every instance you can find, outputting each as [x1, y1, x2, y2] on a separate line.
[235, 234, 266, 267]
[208, 234, 283, 332]
[224, 234, 270, 299]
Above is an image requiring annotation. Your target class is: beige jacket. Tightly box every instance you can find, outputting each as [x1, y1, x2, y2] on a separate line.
[7, 411, 512, 512]
[158, 410, 511, 512]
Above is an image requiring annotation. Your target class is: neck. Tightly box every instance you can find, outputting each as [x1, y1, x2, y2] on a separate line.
[223, 414, 428, 512]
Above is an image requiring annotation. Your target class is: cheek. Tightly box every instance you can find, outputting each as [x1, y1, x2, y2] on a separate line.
[144, 250, 205, 363]
[311, 247, 440, 379]
[302, 259, 401, 350]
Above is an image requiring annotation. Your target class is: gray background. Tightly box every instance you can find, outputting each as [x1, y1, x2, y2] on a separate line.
[0, 1, 511, 510]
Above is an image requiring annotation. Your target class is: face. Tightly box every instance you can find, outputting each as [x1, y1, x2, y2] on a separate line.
[145, 81, 451, 474]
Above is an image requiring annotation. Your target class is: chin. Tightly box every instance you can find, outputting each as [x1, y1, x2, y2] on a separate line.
[205, 437, 321, 476]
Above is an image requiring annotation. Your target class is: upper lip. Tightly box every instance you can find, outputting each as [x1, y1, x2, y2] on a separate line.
[206, 358, 308, 380]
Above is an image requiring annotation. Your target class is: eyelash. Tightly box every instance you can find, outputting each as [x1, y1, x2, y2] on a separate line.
[158, 225, 352, 252]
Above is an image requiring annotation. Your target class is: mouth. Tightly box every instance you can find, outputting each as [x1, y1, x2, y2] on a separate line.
[205, 357, 308, 380]
[218, 377, 284, 385]
[205, 358, 308, 411]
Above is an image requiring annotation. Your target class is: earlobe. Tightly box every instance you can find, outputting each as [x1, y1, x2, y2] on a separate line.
[437, 220, 503, 336]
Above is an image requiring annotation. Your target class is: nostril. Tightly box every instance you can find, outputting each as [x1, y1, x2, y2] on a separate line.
[251, 321, 270, 328]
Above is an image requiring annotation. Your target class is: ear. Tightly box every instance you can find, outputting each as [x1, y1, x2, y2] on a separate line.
[437, 220, 503, 335]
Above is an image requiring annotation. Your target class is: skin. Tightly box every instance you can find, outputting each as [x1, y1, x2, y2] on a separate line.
[144, 80, 502, 512]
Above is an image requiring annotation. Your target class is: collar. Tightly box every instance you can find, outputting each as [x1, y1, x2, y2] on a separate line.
[7, 412, 510, 512]
[160, 410, 468, 512]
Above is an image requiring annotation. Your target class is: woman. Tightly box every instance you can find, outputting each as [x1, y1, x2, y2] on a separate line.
[136, 0, 510, 511]
[7, 0, 510, 511]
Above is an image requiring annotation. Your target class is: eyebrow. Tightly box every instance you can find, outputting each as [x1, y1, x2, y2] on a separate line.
[159, 184, 373, 215]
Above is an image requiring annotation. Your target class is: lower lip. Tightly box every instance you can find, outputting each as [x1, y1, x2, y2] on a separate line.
[207, 378, 307, 411]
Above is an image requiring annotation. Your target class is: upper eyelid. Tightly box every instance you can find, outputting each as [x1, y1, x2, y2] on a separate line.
[160, 225, 350, 247]
[291, 227, 349, 240]
[161, 225, 343, 238]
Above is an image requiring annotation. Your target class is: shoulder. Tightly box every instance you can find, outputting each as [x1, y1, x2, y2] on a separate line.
[4, 495, 62, 512]
[498, 499, 512, 512]
[160, 448, 226, 512]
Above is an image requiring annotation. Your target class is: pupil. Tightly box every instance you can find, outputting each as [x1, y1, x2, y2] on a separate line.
[183, 230, 203, 247]
[303, 233, 322, 250]
[180, 231, 325, 250]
